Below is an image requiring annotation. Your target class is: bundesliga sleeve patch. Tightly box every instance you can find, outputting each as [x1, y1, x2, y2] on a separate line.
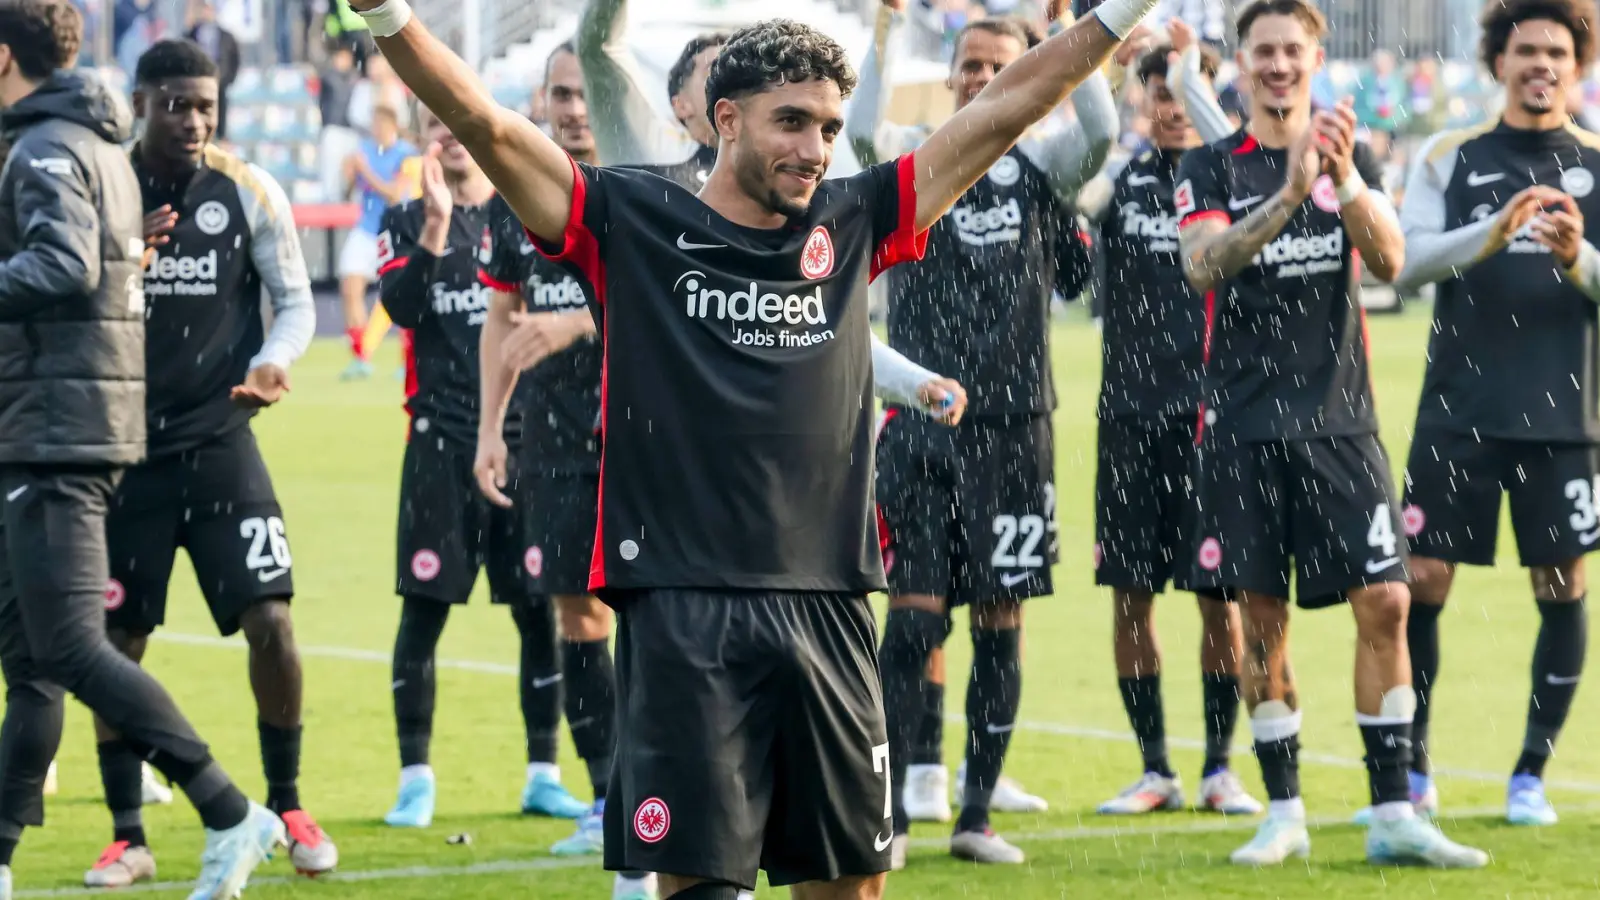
[376, 230, 395, 267]
[1174, 181, 1197, 219]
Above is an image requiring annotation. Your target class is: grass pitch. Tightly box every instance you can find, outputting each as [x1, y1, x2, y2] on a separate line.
[13, 308, 1600, 899]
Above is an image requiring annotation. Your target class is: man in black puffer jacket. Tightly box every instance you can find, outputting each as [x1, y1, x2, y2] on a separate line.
[0, 3, 282, 897]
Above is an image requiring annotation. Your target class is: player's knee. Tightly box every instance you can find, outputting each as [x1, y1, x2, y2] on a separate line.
[887, 592, 945, 616]
[555, 594, 611, 642]
[1531, 561, 1586, 602]
[106, 626, 150, 662]
[1408, 555, 1454, 604]
[1351, 582, 1409, 639]
[662, 880, 744, 899]
[971, 596, 1022, 631]
[240, 600, 295, 651]
[1112, 589, 1155, 628]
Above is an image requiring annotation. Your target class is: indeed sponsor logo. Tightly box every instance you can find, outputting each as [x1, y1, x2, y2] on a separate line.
[1119, 201, 1179, 253]
[675, 270, 835, 348]
[144, 249, 218, 296]
[1252, 229, 1345, 277]
[953, 198, 1022, 247]
[529, 278, 586, 310]
[431, 280, 491, 315]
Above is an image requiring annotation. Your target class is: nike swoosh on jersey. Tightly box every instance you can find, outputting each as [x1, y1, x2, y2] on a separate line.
[985, 722, 1016, 734]
[532, 674, 563, 688]
[1228, 195, 1265, 211]
[5, 485, 25, 502]
[1365, 556, 1401, 574]
[677, 233, 728, 251]
[874, 832, 893, 852]
[257, 567, 289, 583]
[1127, 174, 1161, 187]
[1000, 571, 1034, 588]
[1466, 171, 1506, 187]
[1546, 673, 1582, 685]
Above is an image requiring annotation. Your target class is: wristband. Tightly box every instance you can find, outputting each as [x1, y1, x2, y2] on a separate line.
[356, 0, 412, 38]
[1335, 172, 1367, 206]
[1091, 0, 1158, 40]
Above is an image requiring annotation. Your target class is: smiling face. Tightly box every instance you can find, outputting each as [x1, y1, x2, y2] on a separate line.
[136, 75, 218, 167]
[421, 108, 475, 177]
[1497, 18, 1577, 118]
[1143, 74, 1198, 149]
[718, 78, 842, 219]
[1238, 12, 1323, 119]
[948, 27, 1025, 111]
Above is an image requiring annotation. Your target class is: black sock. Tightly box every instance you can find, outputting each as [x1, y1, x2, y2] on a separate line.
[586, 757, 610, 804]
[510, 602, 562, 765]
[879, 608, 945, 834]
[1254, 736, 1301, 802]
[910, 681, 945, 766]
[1408, 602, 1442, 776]
[563, 639, 617, 800]
[392, 596, 449, 768]
[1359, 718, 1414, 806]
[1517, 597, 1588, 778]
[1201, 674, 1240, 777]
[0, 836, 16, 867]
[97, 739, 145, 845]
[258, 722, 302, 814]
[672, 884, 742, 899]
[958, 627, 1022, 834]
[1118, 675, 1171, 777]
[178, 760, 251, 831]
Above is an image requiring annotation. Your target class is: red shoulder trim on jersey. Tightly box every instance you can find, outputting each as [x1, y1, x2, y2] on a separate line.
[874, 408, 901, 558]
[377, 257, 409, 276]
[1180, 210, 1231, 230]
[530, 155, 608, 307]
[587, 309, 611, 593]
[478, 269, 518, 293]
[870, 152, 930, 281]
[401, 328, 418, 403]
[1232, 134, 1259, 155]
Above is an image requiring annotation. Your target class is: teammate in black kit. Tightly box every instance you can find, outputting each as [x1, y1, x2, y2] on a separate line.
[1174, 0, 1483, 869]
[1391, 0, 1600, 828]
[78, 40, 333, 888]
[1083, 29, 1260, 819]
[361, 0, 1152, 892]
[376, 107, 582, 830]
[847, 1, 1113, 865]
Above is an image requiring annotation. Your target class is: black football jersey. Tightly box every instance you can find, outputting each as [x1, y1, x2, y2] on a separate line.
[377, 199, 500, 449]
[135, 146, 309, 457]
[1098, 146, 1204, 420]
[631, 143, 718, 192]
[885, 148, 1064, 417]
[1408, 122, 1600, 442]
[1175, 131, 1386, 441]
[481, 193, 600, 473]
[541, 155, 925, 593]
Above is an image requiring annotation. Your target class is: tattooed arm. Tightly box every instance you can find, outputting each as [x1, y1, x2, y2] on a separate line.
[1177, 127, 1320, 296]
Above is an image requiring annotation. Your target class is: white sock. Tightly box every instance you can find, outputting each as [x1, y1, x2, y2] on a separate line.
[1268, 797, 1306, 821]
[399, 764, 433, 787]
[1372, 800, 1417, 822]
[527, 762, 560, 783]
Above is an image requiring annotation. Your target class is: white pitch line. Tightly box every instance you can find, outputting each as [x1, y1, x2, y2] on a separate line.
[21, 801, 1600, 897]
[151, 631, 1600, 794]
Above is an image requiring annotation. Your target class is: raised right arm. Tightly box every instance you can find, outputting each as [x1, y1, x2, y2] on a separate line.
[845, 3, 927, 168]
[577, 0, 673, 165]
[357, 6, 574, 244]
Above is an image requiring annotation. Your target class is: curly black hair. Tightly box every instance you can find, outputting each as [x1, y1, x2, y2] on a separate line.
[668, 32, 729, 102]
[136, 39, 218, 87]
[1480, 0, 1597, 76]
[703, 19, 855, 125]
[0, 0, 80, 81]
[1137, 42, 1221, 84]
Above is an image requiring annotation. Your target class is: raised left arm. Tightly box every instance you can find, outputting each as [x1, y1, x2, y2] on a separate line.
[1017, 71, 1118, 205]
[911, 0, 1156, 232]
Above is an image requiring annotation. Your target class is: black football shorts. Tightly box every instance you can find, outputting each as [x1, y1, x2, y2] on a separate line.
[1189, 433, 1407, 608]
[105, 427, 291, 636]
[1094, 414, 1204, 593]
[1403, 427, 1600, 568]
[523, 472, 598, 596]
[602, 589, 891, 889]
[395, 434, 539, 605]
[876, 410, 1057, 606]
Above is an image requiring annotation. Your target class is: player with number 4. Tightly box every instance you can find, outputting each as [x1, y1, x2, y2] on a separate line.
[1174, 0, 1486, 870]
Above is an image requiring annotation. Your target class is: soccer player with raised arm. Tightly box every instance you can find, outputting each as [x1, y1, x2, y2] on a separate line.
[1174, 0, 1484, 868]
[374, 105, 589, 834]
[82, 39, 332, 889]
[350, 0, 1156, 893]
[847, 1, 1114, 866]
[1081, 24, 1260, 820]
[576, 0, 722, 180]
[1388, 0, 1599, 828]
